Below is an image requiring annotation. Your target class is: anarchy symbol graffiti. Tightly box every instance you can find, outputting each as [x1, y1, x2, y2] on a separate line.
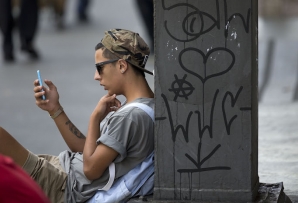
[169, 74, 195, 101]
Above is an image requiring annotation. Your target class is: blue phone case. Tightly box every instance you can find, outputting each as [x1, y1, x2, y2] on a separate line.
[37, 70, 46, 100]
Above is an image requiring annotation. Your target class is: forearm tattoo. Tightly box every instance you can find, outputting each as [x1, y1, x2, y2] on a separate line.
[65, 120, 86, 139]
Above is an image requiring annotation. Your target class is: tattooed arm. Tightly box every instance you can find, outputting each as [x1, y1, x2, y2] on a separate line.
[51, 111, 86, 152]
[34, 79, 86, 152]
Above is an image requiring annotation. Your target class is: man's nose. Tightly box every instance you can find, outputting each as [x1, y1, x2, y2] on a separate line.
[94, 70, 101, 80]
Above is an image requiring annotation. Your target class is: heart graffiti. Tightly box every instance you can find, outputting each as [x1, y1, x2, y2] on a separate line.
[178, 47, 235, 84]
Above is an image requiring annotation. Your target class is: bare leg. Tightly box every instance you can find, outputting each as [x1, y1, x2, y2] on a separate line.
[0, 126, 29, 167]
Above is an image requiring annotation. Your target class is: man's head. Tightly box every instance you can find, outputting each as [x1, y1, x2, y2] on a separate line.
[96, 29, 152, 76]
[94, 29, 152, 95]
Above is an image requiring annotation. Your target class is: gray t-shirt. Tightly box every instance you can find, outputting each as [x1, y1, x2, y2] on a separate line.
[59, 98, 154, 203]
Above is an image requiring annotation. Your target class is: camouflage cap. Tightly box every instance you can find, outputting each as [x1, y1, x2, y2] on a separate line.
[101, 29, 152, 75]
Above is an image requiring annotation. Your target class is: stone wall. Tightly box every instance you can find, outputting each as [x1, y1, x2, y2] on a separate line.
[154, 0, 259, 202]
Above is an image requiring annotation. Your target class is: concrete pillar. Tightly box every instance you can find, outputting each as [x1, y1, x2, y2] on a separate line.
[154, 0, 259, 202]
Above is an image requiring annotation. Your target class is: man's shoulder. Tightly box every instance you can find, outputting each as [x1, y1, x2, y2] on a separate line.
[111, 98, 154, 121]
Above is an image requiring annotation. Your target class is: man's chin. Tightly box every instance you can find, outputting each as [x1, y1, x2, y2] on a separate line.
[107, 90, 114, 95]
[107, 91, 120, 97]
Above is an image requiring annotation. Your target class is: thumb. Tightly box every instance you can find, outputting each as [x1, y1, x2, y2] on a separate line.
[44, 79, 56, 90]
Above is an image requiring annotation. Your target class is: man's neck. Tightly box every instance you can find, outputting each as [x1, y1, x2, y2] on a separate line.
[123, 77, 154, 103]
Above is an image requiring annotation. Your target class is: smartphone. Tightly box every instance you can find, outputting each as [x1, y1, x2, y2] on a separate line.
[37, 70, 46, 100]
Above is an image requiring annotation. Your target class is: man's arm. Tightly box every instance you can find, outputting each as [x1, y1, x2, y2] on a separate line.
[49, 107, 86, 152]
[83, 94, 120, 180]
[34, 79, 86, 152]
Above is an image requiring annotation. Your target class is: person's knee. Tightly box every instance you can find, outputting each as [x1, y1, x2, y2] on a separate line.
[0, 126, 4, 135]
[0, 126, 8, 138]
[0, 126, 6, 140]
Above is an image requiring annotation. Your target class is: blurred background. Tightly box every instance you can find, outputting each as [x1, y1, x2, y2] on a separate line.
[258, 0, 298, 199]
[0, 0, 297, 199]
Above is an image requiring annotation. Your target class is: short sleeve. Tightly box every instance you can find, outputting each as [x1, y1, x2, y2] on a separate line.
[97, 115, 137, 162]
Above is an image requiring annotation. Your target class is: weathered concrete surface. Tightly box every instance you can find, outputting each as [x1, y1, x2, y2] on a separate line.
[255, 183, 290, 203]
[129, 183, 292, 203]
[154, 0, 258, 202]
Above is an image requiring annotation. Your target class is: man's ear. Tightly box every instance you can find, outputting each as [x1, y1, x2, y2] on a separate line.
[119, 59, 128, 73]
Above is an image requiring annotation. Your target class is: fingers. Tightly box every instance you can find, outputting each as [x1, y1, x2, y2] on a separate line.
[101, 94, 116, 103]
[33, 79, 45, 92]
[33, 79, 39, 86]
[35, 98, 48, 105]
[44, 79, 55, 89]
[34, 79, 57, 100]
[34, 90, 45, 98]
[33, 80, 46, 95]
[34, 89, 47, 101]
[107, 95, 121, 111]
[114, 97, 121, 108]
[99, 94, 121, 111]
[110, 98, 121, 111]
[33, 79, 47, 98]
[33, 85, 42, 93]
[34, 79, 56, 89]
[106, 94, 120, 105]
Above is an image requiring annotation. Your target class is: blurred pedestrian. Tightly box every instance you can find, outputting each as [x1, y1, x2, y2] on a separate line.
[51, 0, 67, 29]
[135, 0, 154, 52]
[0, 0, 39, 62]
[77, 0, 90, 22]
[44, 0, 91, 28]
[0, 154, 50, 203]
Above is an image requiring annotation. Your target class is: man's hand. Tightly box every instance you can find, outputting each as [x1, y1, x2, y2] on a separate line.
[92, 94, 121, 123]
[83, 94, 121, 180]
[33, 79, 61, 114]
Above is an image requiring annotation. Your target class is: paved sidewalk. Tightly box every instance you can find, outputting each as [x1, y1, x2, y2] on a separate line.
[259, 103, 298, 199]
[258, 17, 298, 200]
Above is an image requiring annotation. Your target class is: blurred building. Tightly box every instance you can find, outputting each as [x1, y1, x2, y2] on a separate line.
[259, 0, 298, 18]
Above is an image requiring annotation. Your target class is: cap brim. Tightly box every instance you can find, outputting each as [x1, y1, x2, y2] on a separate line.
[126, 60, 153, 75]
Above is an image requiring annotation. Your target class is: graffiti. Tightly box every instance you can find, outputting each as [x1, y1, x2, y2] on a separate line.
[162, 0, 251, 43]
[159, 88, 236, 165]
[161, 93, 192, 142]
[156, 0, 252, 200]
[179, 47, 235, 84]
[222, 86, 243, 135]
[168, 74, 195, 101]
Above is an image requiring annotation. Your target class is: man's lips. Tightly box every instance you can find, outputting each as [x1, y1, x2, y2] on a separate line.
[100, 84, 107, 89]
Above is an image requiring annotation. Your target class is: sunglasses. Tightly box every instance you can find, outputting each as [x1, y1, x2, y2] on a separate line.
[95, 59, 118, 74]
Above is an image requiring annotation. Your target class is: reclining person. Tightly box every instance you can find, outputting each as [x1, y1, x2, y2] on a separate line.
[0, 28, 154, 203]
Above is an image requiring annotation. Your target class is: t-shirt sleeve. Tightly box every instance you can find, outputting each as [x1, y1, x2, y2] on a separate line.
[97, 115, 137, 162]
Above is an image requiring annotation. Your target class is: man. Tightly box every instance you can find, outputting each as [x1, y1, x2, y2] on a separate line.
[77, 0, 90, 22]
[135, 0, 154, 52]
[0, 29, 154, 202]
[0, 0, 39, 61]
